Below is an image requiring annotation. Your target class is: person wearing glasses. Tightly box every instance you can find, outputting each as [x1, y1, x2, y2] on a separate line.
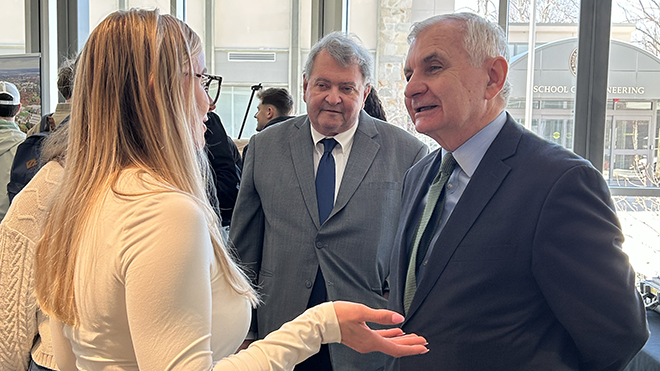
[34, 9, 428, 371]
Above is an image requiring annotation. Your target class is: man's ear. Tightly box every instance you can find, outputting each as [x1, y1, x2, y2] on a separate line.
[267, 106, 275, 120]
[302, 76, 309, 103]
[363, 84, 372, 103]
[485, 56, 508, 100]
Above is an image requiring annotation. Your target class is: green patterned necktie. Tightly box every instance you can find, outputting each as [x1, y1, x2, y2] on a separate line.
[403, 152, 457, 315]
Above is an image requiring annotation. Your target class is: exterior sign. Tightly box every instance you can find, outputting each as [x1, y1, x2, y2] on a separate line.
[532, 85, 645, 95]
[509, 38, 660, 99]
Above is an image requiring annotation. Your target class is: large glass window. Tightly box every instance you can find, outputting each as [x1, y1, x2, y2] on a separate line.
[0, 0, 25, 55]
[609, 0, 659, 278]
[204, 0, 295, 139]
[615, 196, 660, 279]
[506, 0, 581, 149]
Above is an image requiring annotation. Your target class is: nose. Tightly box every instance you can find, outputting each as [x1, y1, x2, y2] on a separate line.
[325, 87, 341, 105]
[404, 72, 426, 99]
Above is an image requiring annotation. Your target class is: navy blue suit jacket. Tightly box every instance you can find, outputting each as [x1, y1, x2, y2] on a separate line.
[387, 114, 648, 371]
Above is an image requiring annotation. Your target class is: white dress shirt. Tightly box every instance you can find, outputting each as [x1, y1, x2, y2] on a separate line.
[310, 121, 359, 202]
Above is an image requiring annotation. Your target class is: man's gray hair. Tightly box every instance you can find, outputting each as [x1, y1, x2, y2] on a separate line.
[304, 31, 373, 86]
[408, 12, 512, 102]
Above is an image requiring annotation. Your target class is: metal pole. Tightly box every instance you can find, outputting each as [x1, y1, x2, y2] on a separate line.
[238, 83, 262, 139]
[523, 0, 537, 130]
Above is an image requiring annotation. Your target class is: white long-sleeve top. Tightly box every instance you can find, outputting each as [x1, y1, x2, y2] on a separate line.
[51, 169, 341, 371]
[0, 161, 63, 371]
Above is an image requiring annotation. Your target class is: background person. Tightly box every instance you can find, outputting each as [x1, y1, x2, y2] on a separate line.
[254, 87, 294, 132]
[34, 10, 427, 371]
[0, 81, 26, 221]
[363, 88, 387, 121]
[387, 12, 648, 371]
[27, 60, 75, 136]
[0, 123, 68, 371]
[243, 87, 296, 158]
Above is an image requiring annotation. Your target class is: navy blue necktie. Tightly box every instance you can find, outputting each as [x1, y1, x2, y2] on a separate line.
[315, 138, 338, 224]
[308, 138, 337, 309]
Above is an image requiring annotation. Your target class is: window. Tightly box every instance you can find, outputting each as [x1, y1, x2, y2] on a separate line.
[0, 0, 25, 55]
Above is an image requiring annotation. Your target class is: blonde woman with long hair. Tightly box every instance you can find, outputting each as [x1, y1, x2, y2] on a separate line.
[34, 9, 427, 371]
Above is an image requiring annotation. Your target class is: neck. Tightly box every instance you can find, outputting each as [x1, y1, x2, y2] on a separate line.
[0, 116, 14, 122]
[431, 106, 505, 152]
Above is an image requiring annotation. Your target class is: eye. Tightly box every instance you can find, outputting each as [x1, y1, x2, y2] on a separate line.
[429, 65, 443, 73]
[404, 73, 412, 82]
[341, 86, 354, 93]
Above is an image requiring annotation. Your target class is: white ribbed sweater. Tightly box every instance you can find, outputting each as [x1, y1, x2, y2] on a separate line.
[0, 161, 63, 371]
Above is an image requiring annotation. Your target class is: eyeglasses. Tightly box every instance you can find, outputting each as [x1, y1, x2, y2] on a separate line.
[196, 73, 223, 105]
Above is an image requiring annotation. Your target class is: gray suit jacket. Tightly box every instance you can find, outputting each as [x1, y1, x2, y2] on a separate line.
[229, 111, 427, 371]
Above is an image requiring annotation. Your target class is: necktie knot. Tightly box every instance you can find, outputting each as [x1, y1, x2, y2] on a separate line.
[434, 152, 457, 184]
[321, 138, 338, 155]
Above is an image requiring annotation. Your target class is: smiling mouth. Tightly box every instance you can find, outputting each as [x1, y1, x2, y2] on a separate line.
[416, 106, 437, 113]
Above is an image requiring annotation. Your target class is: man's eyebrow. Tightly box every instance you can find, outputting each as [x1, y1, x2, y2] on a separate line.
[404, 51, 442, 74]
[423, 52, 441, 64]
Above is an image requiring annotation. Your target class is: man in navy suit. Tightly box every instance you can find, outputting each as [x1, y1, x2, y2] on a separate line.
[387, 12, 649, 371]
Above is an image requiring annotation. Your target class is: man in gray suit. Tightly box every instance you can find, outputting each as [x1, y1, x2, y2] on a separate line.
[229, 32, 427, 371]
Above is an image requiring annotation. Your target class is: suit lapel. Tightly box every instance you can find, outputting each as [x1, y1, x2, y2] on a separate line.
[393, 150, 440, 312]
[329, 112, 380, 220]
[290, 117, 322, 229]
[405, 117, 523, 320]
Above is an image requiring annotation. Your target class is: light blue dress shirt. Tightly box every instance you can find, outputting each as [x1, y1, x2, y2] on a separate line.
[416, 111, 508, 282]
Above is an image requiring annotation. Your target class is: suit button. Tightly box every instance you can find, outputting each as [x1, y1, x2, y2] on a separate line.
[305, 280, 312, 289]
[315, 241, 323, 249]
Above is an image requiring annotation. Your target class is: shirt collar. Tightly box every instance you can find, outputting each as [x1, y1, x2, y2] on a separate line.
[0, 118, 20, 131]
[310, 118, 359, 152]
[445, 110, 507, 177]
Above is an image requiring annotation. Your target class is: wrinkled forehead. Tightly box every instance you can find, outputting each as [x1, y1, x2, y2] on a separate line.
[406, 21, 467, 64]
[309, 53, 367, 85]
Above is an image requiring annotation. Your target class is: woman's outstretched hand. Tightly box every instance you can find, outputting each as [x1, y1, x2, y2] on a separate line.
[333, 301, 428, 358]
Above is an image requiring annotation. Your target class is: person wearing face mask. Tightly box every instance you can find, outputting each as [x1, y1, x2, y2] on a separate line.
[35, 9, 428, 371]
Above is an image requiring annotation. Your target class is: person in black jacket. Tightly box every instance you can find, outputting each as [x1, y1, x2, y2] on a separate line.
[204, 110, 241, 227]
[253, 87, 294, 132]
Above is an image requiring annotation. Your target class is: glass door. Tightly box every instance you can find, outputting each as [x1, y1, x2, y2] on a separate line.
[537, 116, 575, 151]
[605, 116, 654, 186]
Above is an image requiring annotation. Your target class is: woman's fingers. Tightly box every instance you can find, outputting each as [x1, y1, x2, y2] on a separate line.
[388, 334, 428, 346]
[333, 301, 428, 358]
[375, 328, 405, 338]
[371, 333, 429, 357]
